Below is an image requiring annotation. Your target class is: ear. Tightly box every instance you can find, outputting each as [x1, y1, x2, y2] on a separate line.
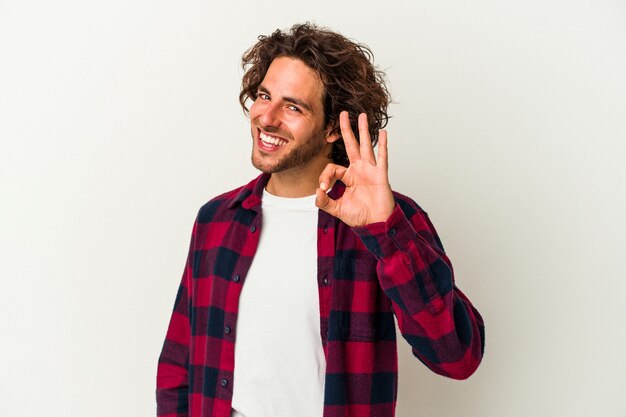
[324, 126, 340, 144]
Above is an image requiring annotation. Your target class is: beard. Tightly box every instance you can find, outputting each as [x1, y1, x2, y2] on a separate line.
[251, 127, 328, 174]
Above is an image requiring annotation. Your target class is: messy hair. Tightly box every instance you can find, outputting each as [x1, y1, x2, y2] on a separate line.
[239, 22, 391, 167]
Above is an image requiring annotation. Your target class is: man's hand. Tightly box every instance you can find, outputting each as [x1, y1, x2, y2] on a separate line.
[315, 111, 395, 227]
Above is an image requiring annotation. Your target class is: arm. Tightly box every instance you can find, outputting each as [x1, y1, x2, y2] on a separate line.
[316, 111, 484, 379]
[156, 219, 196, 416]
[352, 201, 484, 379]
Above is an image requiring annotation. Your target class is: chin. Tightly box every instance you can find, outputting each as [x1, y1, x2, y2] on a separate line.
[251, 152, 278, 174]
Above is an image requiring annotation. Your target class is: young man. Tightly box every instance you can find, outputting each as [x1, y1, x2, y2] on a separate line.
[157, 23, 485, 417]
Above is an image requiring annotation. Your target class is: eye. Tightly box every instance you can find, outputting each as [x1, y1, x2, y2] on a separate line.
[287, 105, 301, 113]
[258, 92, 270, 101]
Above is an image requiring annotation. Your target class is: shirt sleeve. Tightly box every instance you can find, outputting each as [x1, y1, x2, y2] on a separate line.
[352, 200, 485, 379]
[156, 218, 197, 416]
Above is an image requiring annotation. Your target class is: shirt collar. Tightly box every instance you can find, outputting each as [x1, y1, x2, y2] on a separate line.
[226, 172, 346, 210]
[226, 173, 270, 210]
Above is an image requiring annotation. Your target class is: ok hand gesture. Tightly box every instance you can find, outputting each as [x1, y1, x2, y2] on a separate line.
[315, 111, 395, 227]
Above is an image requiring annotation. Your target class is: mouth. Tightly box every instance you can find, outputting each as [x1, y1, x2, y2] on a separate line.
[257, 129, 288, 151]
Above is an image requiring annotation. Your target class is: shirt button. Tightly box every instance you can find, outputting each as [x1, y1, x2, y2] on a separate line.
[220, 378, 228, 387]
[388, 228, 397, 237]
[233, 274, 240, 282]
[323, 225, 328, 234]
[322, 277, 329, 285]
[250, 225, 256, 233]
[225, 326, 231, 334]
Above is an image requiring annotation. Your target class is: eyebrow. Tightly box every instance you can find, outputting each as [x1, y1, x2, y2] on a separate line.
[258, 85, 314, 113]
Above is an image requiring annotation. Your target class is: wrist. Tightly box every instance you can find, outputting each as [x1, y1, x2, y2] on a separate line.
[366, 196, 395, 225]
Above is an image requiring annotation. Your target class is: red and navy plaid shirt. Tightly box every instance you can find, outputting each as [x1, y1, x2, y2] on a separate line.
[157, 173, 484, 417]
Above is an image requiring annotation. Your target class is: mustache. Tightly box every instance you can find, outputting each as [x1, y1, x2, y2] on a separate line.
[254, 124, 292, 140]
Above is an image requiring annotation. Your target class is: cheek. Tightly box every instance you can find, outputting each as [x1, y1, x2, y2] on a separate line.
[249, 99, 270, 120]
[249, 101, 260, 119]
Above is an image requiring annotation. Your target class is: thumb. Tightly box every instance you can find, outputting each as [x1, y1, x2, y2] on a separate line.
[315, 188, 340, 217]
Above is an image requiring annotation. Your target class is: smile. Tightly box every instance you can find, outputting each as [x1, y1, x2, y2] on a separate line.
[259, 131, 288, 147]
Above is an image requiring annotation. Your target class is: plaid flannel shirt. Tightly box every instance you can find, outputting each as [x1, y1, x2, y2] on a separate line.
[157, 173, 485, 417]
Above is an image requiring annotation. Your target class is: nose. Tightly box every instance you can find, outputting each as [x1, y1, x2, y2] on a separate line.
[259, 102, 281, 129]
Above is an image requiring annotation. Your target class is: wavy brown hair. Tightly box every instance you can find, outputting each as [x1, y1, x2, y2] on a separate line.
[239, 23, 391, 167]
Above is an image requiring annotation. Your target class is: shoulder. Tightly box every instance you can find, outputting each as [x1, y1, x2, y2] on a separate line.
[194, 174, 268, 224]
[196, 184, 246, 223]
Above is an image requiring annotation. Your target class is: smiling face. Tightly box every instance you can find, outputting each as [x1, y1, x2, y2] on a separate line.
[250, 56, 337, 176]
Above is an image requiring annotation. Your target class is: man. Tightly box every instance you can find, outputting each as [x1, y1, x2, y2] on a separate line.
[157, 23, 485, 417]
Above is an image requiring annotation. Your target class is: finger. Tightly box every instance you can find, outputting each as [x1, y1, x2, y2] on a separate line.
[315, 187, 341, 218]
[318, 163, 348, 191]
[377, 129, 388, 172]
[358, 113, 375, 163]
[339, 111, 360, 162]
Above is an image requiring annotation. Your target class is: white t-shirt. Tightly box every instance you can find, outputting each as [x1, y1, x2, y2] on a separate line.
[230, 190, 325, 417]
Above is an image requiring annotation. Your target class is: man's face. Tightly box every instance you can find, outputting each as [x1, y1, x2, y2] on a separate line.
[250, 56, 333, 174]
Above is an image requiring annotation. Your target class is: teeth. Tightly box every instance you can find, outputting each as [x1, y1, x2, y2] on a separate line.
[260, 132, 287, 146]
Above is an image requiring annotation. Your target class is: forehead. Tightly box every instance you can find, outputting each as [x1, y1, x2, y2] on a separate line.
[261, 57, 324, 109]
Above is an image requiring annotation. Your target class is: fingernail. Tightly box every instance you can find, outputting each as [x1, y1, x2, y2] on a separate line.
[320, 182, 327, 191]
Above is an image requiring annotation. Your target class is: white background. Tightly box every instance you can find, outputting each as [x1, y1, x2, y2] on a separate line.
[1, 1, 625, 416]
